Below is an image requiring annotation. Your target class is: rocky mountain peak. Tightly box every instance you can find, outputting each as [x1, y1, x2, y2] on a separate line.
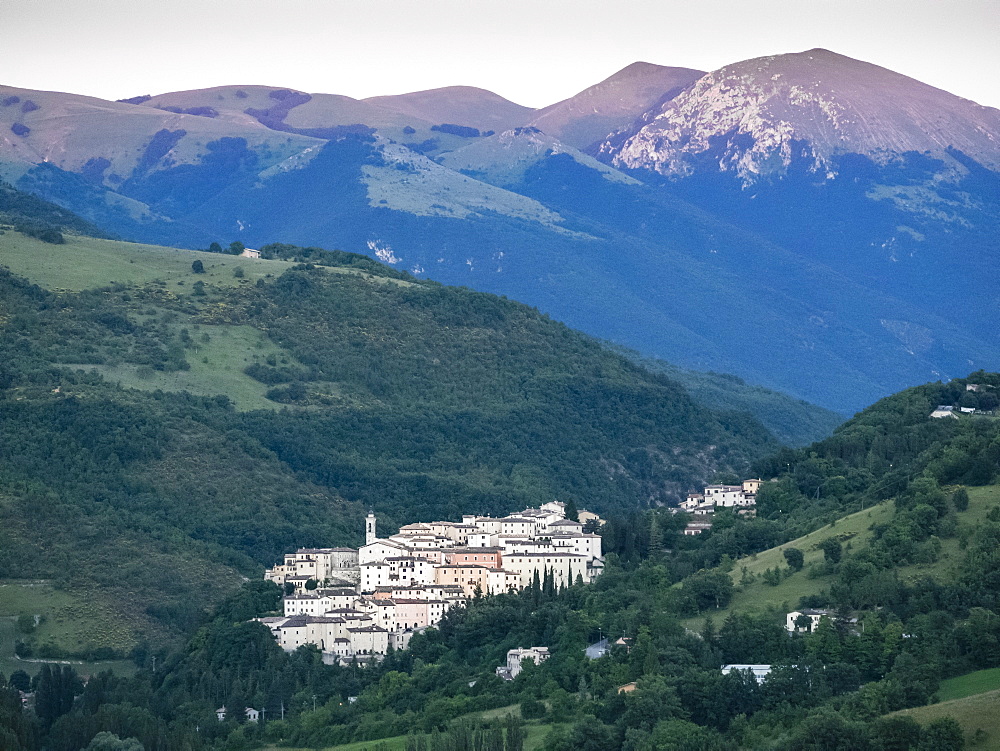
[607, 48, 1000, 182]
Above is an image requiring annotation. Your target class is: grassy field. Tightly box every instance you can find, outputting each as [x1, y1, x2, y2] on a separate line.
[893, 689, 1000, 750]
[0, 615, 135, 680]
[0, 229, 415, 293]
[274, 723, 553, 751]
[895, 485, 1000, 582]
[681, 501, 895, 631]
[0, 580, 139, 676]
[2, 230, 415, 411]
[69, 323, 292, 411]
[939, 668, 1000, 703]
[0, 231, 294, 292]
[264, 707, 555, 751]
[682, 484, 1000, 632]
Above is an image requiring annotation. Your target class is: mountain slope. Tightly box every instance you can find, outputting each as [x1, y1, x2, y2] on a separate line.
[364, 85, 535, 132]
[140, 84, 437, 142]
[0, 180, 111, 239]
[614, 348, 843, 447]
[607, 48, 1000, 181]
[529, 61, 704, 148]
[436, 126, 640, 188]
[3, 53, 1000, 413]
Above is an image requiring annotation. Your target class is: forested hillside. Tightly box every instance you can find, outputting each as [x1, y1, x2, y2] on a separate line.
[2, 246, 997, 748]
[0, 231, 778, 656]
[0, 180, 111, 243]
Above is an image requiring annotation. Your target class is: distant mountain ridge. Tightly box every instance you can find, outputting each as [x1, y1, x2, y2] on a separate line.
[364, 85, 535, 132]
[529, 61, 704, 148]
[2, 47, 999, 412]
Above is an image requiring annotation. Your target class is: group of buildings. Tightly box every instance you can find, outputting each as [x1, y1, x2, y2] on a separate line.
[677, 479, 762, 535]
[259, 502, 604, 665]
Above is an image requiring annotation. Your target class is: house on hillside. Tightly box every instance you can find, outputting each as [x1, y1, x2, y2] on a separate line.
[245, 708, 260, 722]
[240, 248, 260, 259]
[786, 608, 834, 633]
[497, 646, 550, 680]
[684, 522, 712, 536]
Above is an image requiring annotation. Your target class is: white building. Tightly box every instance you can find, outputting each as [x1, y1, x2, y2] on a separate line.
[502, 552, 592, 588]
[785, 609, 834, 633]
[721, 664, 773, 682]
[497, 646, 550, 680]
[359, 539, 409, 565]
[680, 479, 759, 516]
[264, 548, 360, 587]
[263, 499, 604, 665]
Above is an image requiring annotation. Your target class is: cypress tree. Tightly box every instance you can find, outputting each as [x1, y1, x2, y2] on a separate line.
[35, 664, 55, 724]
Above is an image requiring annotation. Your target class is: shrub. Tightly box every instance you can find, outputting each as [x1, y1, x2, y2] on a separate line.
[953, 487, 969, 512]
[784, 547, 805, 570]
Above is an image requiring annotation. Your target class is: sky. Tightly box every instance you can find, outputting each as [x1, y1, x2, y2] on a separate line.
[4, 0, 999, 109]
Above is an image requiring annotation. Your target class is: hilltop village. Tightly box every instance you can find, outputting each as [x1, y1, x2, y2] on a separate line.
[259, 502, 604, 665]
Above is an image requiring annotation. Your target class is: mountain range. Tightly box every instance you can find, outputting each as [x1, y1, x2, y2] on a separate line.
[2, 48, 999, 413]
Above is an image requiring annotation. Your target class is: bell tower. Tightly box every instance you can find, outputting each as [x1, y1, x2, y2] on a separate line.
[365, 510, 377, 545]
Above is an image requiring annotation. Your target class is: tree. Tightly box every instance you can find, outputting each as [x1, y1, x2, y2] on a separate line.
[305, 578, 319, 591]
[520, 699, 545, 719]
[16, 613, 35, 634]
[229, 241, 245, 255]
[916, 717, 964, 751]
[564, 499, 579, 522]
[7, 670, 29, 693]
[821, 538, 842, 564]
[191, 260, 205, 274]
[34, 664, 78, 725]
[682, 570, 734, 612]
[870, 715, 921, 751]
[84, 732, 145, 751]
[953, 487, 970, 512]
[208, 242, 223, 254]
[784, 547, 805, 571]
[648, 718, 725, 750]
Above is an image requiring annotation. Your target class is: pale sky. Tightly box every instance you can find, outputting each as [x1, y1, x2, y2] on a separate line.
[4, 0, 999, 109]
